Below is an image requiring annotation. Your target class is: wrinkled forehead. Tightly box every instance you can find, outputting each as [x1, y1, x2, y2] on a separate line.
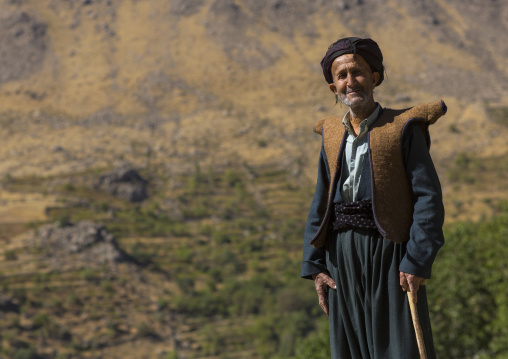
[330, 54, 372, 74]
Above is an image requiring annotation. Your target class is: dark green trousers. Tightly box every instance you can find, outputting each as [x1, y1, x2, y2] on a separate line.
[326, 228, 436, 359]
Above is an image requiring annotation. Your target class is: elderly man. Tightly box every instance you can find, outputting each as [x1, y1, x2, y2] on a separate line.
[301, 37, 445, 358]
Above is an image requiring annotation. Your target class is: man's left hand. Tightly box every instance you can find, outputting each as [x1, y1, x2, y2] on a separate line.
[399, 272, 426, 303]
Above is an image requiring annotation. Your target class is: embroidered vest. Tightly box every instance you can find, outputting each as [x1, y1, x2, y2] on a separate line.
[310, 100, 447, 248]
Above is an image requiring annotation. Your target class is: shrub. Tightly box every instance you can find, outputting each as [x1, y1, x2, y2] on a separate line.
[80, 268, 99, 282]
[129, 241, 155, 265]
[294, 320, 331, 359]
[486, 105, 508, 126]
[33, 313, 50, 328]
[212, 231, 231, 245]
[429, 213, 508, 358]
[157, 298, 169, 311]
[175, 276, 195, 294]
[63, 182, 75, 192]
[13, 347, 38, 359]
[136, 322, 158, 339]
[175, 246, 193, 263]
[100, 280, 114, 294]
[446, 153, 481, 184]
[200, 324, 226, 355]
[4, 250, 17, 261]
[223, 170, 242, 187]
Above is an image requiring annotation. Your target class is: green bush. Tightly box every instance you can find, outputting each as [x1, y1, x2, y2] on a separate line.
[277, 311, 315, 357]
[212, 231, 231, 245]
[13, 347, 38, 359]
[429, 213, 508, 358]
[446, 153, 482, 183]
[182, 201, 209, 219]
[63, 182, 75, 192]
[4, 250, 17, 261]
[212, 249, 246, 275]
[136, 322, 157, 339]
[200, 324, 226, 355]
[223, 169, 242, 187]
[129, 241, 155, 265]
[294, 320, 331, 359]
[486, 105, 508, 126]
[80, 268, 99, 282]
[175, 246, 194, 263]
[175, 276, 195, 294]
[100, 280, 114, 294]
[33, 312, 50, 328]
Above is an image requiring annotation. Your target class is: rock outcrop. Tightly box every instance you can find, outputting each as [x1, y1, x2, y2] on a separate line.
[0, 11, 47, 83]
[94, 166, 148, 202]
[32, 220, 125, 268]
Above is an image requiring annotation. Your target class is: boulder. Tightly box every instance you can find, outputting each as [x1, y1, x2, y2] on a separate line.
[94, 166, 148, 202]
[0, 11, 47, 84]
[33, 221, 125, 267]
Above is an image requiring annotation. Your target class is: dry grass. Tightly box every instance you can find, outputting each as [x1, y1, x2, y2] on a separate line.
[0, 1, 507, 357]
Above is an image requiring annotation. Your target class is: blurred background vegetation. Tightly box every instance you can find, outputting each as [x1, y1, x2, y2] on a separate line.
[0, 0, 507, 358]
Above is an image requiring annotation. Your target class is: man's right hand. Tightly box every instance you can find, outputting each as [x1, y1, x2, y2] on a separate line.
[312, 272, 337, 316]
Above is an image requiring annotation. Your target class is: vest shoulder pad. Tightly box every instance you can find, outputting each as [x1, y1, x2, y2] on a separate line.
[313, 115, 342, 135]
[388, 100, 447, 125]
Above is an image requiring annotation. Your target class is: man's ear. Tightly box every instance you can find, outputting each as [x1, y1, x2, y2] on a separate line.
[329, 83, 337, 94]
[372, 72, 380, 87]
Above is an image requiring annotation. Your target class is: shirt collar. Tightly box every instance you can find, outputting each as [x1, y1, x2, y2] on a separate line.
[342, 104, 381, 139]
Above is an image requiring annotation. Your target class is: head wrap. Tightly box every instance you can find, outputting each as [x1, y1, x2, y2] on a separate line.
[320, 37, 385, 86]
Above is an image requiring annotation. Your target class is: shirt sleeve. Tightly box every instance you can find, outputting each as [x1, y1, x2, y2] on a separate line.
[301, 141, 331, 279]
[399, 123, 445, 279]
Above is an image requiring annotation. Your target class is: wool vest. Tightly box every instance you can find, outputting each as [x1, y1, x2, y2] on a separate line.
[309, 100, 447, 248]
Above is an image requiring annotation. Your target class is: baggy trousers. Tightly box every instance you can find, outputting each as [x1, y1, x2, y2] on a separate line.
[326, 228, 436, 359]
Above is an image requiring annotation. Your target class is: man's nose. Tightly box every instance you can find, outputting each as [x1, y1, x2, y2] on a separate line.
[346, 73, 357, 87]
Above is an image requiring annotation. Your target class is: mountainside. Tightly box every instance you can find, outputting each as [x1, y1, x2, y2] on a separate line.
[0, 0, 507, 220]
[0, 0, 507, 358]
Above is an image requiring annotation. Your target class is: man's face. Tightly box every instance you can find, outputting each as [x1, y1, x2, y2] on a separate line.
[329, 54, 379, 110]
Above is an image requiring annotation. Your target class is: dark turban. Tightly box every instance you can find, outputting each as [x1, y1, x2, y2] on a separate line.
[320, 37, 385, 86]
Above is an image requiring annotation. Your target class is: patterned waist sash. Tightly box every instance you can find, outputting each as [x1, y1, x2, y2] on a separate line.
[333, 199, 378, 231]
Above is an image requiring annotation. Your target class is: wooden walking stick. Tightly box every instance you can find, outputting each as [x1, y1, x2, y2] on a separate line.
[407, 290, 428, 359]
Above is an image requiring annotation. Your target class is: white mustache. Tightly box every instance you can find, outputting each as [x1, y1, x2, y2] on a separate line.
[346, 87, 364, 94]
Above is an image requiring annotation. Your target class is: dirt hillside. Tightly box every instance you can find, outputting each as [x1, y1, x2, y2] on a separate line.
[0, 1, 507, 357]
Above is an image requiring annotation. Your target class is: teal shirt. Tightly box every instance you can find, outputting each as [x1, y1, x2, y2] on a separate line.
[341, 105, 380, 202]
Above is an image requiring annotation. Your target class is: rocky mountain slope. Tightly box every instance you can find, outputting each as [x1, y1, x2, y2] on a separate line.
[0, 0, 506, 217]
[0, 0, 507, 358]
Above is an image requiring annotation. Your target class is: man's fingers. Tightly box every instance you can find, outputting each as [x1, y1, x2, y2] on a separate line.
[400, 272, 425, 303]
[408, 280, 419, 303]
[316, 282, 330, 315]
[318, 296, 329, 316]
[315, 283, 329, 315]
[399, 272, 408, 291]
[316, 285, 326, 297]
[408, 280, 417, 294]
[318, 290, 329, 316]
[314, 273, 336, 291]
[326, 277, 337, 290]
[313, 273, 334, 316]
